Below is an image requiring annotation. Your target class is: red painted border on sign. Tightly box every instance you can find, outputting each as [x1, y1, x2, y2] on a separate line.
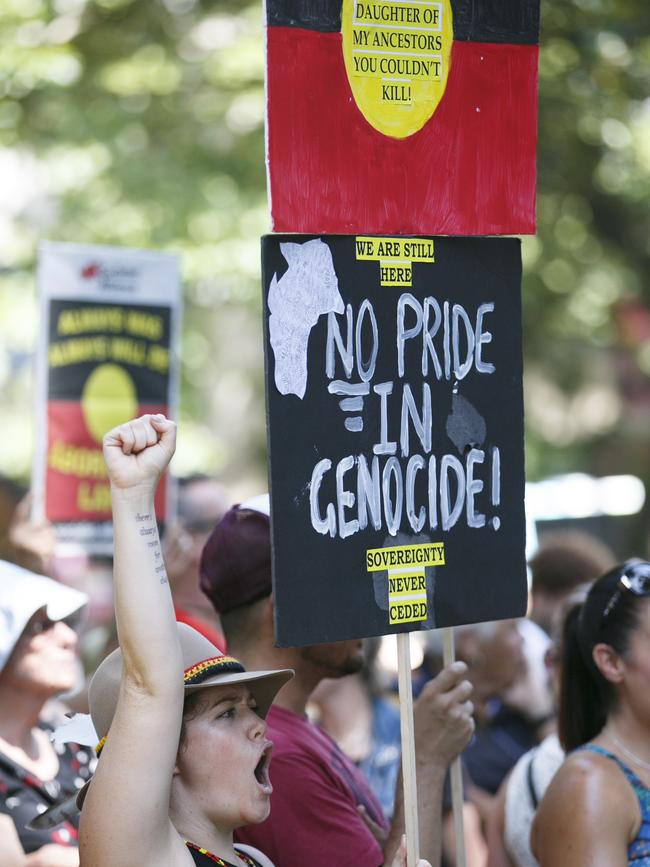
[267, 27, 538, 235]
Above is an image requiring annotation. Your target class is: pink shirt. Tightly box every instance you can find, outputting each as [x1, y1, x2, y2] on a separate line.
[236, 705, 388, 866]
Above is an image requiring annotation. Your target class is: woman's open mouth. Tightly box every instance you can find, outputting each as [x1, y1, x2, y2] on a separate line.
[254, 742, 273, 795]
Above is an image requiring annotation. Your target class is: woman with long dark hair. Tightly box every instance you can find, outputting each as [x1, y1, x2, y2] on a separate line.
[532, 561, 650, 865]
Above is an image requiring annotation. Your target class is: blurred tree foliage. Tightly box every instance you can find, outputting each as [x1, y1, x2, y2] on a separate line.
[0, 0, 650, 512]
[525, 0, 650, 482]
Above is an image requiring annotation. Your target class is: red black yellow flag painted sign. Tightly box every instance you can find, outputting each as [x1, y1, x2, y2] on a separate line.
[266, 0, 540, 236]
[33, 242, 181, 553]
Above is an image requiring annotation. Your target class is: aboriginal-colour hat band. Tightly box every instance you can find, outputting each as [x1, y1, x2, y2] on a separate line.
[93, 650, 255, 757]
[77, 622, 293, 810]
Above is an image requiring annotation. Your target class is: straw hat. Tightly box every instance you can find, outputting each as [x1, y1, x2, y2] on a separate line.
[77, 622, 293, 809]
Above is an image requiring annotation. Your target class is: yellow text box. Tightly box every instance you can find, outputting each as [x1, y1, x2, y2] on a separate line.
[366, 542, 445, 572]
[380, 261, 412, 286]
[352, 27, 444, 53]
[389, 599, 428, 624]
[355, 236, 435, 262]
[350, 52, 443, 82]
[353, 1, 444, 29]
[388, 572, 427, 597]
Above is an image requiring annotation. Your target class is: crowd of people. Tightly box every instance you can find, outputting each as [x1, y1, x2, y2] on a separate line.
[1, 412, 649, 867]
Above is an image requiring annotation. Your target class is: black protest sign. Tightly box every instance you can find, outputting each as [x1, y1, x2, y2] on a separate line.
[263, 235, 527, 646]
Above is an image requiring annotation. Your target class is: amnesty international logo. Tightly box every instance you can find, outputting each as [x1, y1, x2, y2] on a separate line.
[342, 0, 453, 138]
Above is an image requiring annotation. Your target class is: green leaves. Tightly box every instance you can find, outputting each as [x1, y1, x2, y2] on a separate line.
[1, 0, 650, 493]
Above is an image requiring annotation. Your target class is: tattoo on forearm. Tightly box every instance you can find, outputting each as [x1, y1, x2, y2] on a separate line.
[134, 517, 168, 584]
[155, 562, 168, 584]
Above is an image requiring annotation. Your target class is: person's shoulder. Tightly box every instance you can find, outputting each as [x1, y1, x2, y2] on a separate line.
[533, 746, 637, 843]
[546, 747, 634, 801]
[532, 746, 639, 863]
[562, 746, 631, 780]
[267, 705, 307, 739]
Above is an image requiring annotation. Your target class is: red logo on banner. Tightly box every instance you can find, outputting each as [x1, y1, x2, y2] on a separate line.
[81, 263, 100, 279]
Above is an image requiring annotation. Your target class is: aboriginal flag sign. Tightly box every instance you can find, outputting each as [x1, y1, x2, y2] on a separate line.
[266, 0, 540, 236]
[34, 242, 181, 553]
[262, 234, 528, 646]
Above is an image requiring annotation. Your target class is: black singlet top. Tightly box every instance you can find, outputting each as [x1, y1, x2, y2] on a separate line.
[186, 842, 263, 867]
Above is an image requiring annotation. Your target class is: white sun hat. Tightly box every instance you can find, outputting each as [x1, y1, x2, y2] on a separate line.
[0, 559, 88, 671]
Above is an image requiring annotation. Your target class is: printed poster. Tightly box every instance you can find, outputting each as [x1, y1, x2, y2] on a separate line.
[34, 242, 181, 553]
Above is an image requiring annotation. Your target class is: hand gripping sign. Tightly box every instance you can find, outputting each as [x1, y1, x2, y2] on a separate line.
[262, 234, 527, 647]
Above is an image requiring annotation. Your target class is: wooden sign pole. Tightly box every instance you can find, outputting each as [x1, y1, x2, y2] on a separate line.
[397, 632, 419, 867]
[443, 627, 467, 867]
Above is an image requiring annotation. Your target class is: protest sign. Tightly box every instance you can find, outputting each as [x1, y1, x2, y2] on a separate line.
[263, 234, 527, 646]
[265, 0, 540, 236]
[34, 242, 181, 553]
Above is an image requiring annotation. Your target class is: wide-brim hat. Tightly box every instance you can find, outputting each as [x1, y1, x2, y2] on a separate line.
[76, 622, 293, 810]
[0, 560, 87, 671]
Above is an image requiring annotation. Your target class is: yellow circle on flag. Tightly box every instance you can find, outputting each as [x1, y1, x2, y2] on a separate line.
[81, 363, 139, 445]
[342, 0, 454, 139]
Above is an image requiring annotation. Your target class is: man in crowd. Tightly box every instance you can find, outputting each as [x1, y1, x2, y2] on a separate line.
[528, 529, 615, 636]
[200, 496, 474, 867]
[163, 473, 229, 646]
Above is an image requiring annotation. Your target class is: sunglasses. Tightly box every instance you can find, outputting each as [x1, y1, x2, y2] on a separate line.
[601, 561, 650, 625]
[23, 610, 83, 638]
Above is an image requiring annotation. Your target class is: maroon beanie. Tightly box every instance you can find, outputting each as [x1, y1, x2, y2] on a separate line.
[199, 503, 272, 615]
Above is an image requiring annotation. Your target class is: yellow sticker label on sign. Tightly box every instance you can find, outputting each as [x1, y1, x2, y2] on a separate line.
[389, 599, 428, 624]
[367, 542, 446, 626]
[388, 572, 427, 598]
[355, 237, 435, 262]
[366, 542, 445, 571]
[379, 262, 412, 286]
[355, 237, 434, 287]
[387, 567, 428, 623]
[342, 0, 454, 140]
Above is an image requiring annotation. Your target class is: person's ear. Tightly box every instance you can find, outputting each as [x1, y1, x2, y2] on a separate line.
[592, 642, 625, 684]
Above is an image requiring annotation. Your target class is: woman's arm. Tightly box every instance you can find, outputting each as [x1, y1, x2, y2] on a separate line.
[103, 415, 181, 689]
[486, 774, 515, 867]
[25, 844, 78, 866]
[0, 815, 25, 867]
[80, 415, 189, 867]
[532, 751, 638, 867]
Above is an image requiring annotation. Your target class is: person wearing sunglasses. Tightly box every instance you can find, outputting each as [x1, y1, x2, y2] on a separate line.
[0, 560, 89, 865]
[531, 561, 650, 866]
